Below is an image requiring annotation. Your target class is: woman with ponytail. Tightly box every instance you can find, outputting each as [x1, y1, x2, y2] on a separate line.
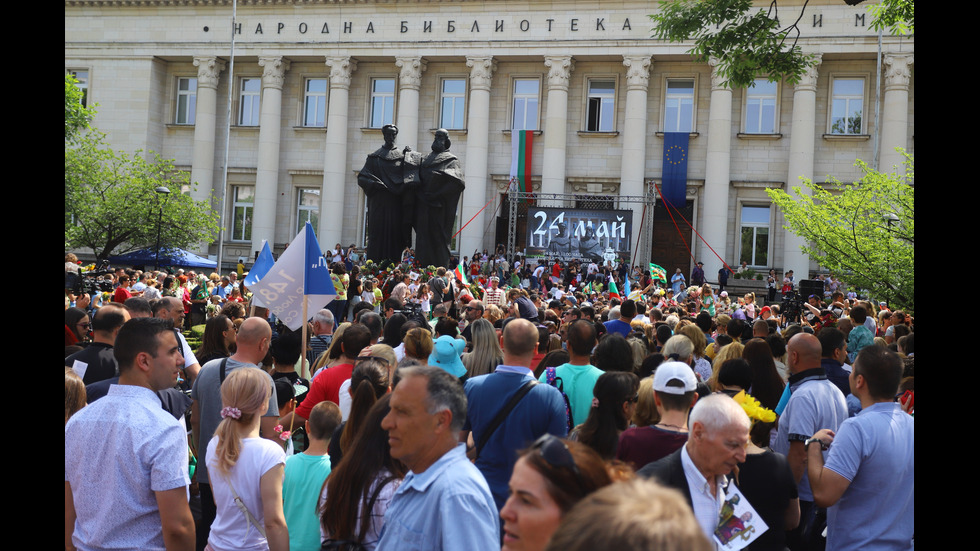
[570, 371, 640, 460]
[206, 367, 288, 551]
[328, 356, 390, 469]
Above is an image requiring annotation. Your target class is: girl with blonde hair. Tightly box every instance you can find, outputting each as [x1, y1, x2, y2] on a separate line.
[206, 367, 287, 551]
[744, 292, 757, 320]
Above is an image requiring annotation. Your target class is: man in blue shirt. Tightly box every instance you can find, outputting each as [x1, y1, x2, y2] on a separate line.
[603, 298, 636, 337]
[378, 365, 499, 551]
[463, 318, 568, 511]
[807, 345, 913, 550]
[65, 318, 194, 551]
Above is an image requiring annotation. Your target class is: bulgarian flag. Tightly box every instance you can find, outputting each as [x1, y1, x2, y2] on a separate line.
[510, 130, 533, 204]
[454, 262, 468, 286]
[607, 275, 621, 300]
[649, 263, 667, 285]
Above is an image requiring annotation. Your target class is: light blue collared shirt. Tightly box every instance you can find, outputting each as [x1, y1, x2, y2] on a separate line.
[376, 443, 499, 551]
[65, 384, 190, 551]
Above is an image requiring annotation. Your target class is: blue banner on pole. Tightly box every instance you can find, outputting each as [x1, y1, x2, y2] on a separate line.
[661, 132, 689, 208]
[243, 241, 274, 287]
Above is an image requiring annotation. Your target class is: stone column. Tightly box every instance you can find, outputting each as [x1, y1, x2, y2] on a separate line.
[782, 54, 821, 278]
[320, 57, 357, 249]
[251, 56, 289, 257]
[541, 56, 575, 200]
[880, 54, 913, 173]
[189, 56, 224, 255]
[702, 58, 734, 281]
[459, 56, 497, 258]
[395, 56, 427, 150]
[189, 56, 224, 206]
[620, 55, 652, 266]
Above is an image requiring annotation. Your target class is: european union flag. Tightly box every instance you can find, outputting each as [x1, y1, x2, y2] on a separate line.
[662, 132, 689, 208]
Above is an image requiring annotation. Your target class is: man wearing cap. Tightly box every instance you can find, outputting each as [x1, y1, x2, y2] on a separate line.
[482, 276, 506, 309]
[618, 362, 699, 470]
[461, 318, 568, 511]
[691, 261, 705, 286]
[759, 305, 773, 321]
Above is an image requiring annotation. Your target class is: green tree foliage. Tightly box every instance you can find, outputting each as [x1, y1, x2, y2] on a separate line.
[65, 73, 96, 141]
[766, 151, 913, 312]
[869, 0, 914, 35]
[65, 132, 220, 260]
[650, 0, 914, 89]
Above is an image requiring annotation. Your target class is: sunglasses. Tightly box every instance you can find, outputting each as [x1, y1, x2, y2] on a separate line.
[530, 434, 580, 477]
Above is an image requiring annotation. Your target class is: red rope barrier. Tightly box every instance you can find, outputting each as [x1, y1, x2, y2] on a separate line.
[653, 183, 735, 275]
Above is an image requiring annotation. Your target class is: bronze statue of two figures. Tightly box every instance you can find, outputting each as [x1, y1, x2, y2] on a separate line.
[357, 125, 464, 268]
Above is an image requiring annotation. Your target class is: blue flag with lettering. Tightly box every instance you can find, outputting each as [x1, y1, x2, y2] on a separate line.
[243, 240, 274, 287]
[303, 222, 336, 295]
[250, 223, 336, 330]
[661, 132, 689, 208]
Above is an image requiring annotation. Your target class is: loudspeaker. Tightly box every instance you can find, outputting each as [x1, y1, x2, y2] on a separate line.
[799, 279, 824, 299]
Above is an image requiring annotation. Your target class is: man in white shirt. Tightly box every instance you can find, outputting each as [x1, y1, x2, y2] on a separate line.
[638, 393, 750, 542]
[532, 263, 546, 291]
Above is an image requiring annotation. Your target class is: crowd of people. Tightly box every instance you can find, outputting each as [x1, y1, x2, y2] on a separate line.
[65, 248, 914, 551]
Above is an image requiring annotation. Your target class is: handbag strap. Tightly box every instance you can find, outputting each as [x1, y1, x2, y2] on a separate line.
[474, 379, 538, 460]
[222, 473, 267, 539]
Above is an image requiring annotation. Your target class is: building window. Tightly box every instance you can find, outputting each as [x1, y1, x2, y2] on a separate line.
[67, 69, 89, 107]
[297, 188, 320, 234]
[512, 78, 540, 131]
[231, 186, 254, 241]
[239, 78, 261, 126]
[744, 78, 777, 134]
[304, 78, 327, 127]
[830, 78, 864, 135]
[175, 77, 197, 125]
[664, 78, 695, 133]
[440, 78, 466, 130]
[739, 205, 770, 267]
[370, 78, 395, 128]
[586, 79, 616, 132]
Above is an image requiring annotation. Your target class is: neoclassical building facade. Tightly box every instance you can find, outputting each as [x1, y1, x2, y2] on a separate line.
[66, 0, 913, 280]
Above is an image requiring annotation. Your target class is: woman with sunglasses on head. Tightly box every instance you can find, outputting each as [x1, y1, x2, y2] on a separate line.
[500, 435, 613, 551]
[570, 371, 640, 460]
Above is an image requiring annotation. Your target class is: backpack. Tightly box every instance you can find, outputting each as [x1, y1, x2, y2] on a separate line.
[545, 367, 574, 433]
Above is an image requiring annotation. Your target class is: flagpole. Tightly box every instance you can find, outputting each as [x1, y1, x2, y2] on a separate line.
[300, 300, 309, 379]
[630, 200, 648, 273]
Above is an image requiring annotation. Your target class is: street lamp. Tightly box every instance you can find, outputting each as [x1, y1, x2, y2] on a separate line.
[154, 186, 171, 270]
